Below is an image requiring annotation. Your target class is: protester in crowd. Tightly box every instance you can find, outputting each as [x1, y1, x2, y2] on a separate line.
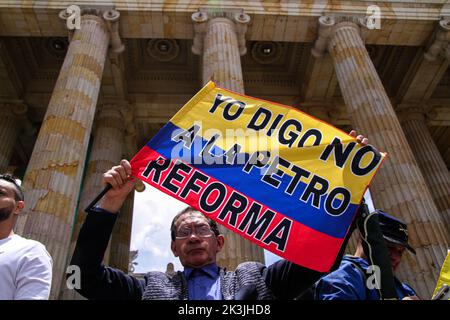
[70, 160, 322, 300]
[0, 174, 53, 300]
[69, 131, 368, 300]
[314, 210, 419, 300]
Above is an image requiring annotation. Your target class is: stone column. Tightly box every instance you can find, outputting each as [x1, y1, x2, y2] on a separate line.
[192, 11, 250, 94]
[109, 192, 134, 272]
[108, 106, 138, 273]
[192, 11, 265, 270]
[399, 107, 450, 233]
[0, 104, 21, 171]
[60, 104, 125, 299]
[313, 16, 449, 298]
[19, 9, 123, 299]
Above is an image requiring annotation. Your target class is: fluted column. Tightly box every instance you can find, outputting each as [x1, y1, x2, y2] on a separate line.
[192, 11, 250, 94]
[108, 106, 138, 273]
[109, 191, 134, 272]
[60, 104, 125, 299]
[192, 11, 264, 270]
[313, 16, 449, 298]
[0, 104, 21, 171]
[399, 107, 450, 234]
[19, 9, 123, 299]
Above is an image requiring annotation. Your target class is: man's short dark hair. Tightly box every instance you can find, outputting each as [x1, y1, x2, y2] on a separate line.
[170, 207, 220, 241]
[0, 174, 24, 201]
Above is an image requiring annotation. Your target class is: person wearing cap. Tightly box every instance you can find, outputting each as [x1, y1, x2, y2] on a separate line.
[314, 210, 419, 300]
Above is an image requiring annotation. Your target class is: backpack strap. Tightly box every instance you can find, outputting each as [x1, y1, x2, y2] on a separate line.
[349, 260, 376, 300]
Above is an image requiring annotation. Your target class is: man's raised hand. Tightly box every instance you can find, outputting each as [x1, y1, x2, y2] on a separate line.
[99, 159, 137, 213]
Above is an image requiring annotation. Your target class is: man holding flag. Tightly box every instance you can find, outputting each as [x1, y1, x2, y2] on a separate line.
[69, 133, 369, 300]
[68, 138, 357, 300]
[69, 82, 382, 300]
[70, 163, 322, 299]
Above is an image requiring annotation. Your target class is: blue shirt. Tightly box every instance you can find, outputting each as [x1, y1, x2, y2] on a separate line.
[314, 256, 417, 300]
[183, 263, 222, 300]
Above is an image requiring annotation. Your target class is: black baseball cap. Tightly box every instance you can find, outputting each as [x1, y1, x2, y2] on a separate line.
[376, 209, 416, 255]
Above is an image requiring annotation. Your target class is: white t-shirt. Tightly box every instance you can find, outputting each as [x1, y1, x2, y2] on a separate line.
[0, 234, 53, 300]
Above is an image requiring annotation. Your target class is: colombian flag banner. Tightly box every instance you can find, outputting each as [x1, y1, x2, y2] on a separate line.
[130, 81, 387, 272]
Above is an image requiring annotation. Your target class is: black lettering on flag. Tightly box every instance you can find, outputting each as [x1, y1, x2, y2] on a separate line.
[286, 164, 311, 195]
[319, 137, 356, 168]
[351, 145, 382, 176]
[224, 143, 242, 165]
[298, 128, 323, 147]
[262, 156, 291, 189]
[267, 114, 284, 136]
[223, 100, 246, 121]
[199, 182, 227, 213]
[325, 187, 351, 217]
[278, 119, 302, 147]
[172, 124, 200, 149]
[161, 161, 192, 194]
[247, 107, 272, 131]
[262, 218, 292, 252]
[243, 151, 271, 174]
[142, 156, 171, 183]
[218, 191, 249, 227]
[237, 203, 275, 240]
[300, 175, 329, 209]
[209, 93, 232, 114]
[179, 171, 209, 199]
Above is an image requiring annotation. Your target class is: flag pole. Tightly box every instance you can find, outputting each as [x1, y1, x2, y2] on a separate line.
[84, 184, 112, 212]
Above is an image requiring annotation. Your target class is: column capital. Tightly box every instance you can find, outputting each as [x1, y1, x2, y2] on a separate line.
[96, 103, 123, 119]
[1, 101, 27, 117]
[396, 103, 427, 123]
[311, 16, 336, 58]
[0, 102, 37, 136]
[12, 103, 28, 116]
[191, 10, 250, 56]
[59, 6, 124, 53]
[312, 15, 366, 58]
[103, 9, 125, 54]
[396, 102, 446, 126]
[233, 12, 251, 56]
[424, 18, 450, 62]
[424, 105, 450, 125]
[191, 10, 209, 55]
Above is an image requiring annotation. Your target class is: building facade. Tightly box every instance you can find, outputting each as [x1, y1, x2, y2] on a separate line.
[0, 0, 449, 299]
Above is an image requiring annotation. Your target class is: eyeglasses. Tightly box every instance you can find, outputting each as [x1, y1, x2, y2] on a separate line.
[175, 225, 214, 239]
